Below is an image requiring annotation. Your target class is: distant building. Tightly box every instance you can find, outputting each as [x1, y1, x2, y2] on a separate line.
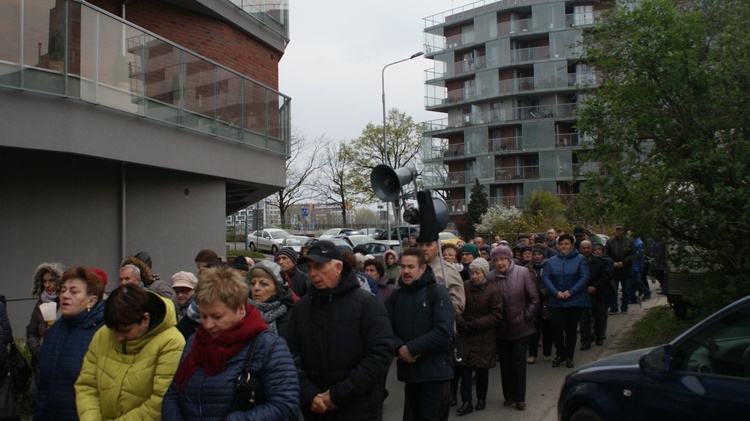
[421, 0, 608, 223]
[0, 0, 290, 331]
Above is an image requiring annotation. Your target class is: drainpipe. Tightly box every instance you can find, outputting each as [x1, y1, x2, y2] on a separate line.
[120, 163, 127, 261]
[121, 0, 131, 19]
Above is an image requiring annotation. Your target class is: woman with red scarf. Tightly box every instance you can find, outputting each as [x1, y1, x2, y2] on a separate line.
[162, 266, 299, 420]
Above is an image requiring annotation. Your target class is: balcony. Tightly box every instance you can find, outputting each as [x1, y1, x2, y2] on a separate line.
[446, 199, 467, 214]
[490, 196, 524, 208]
[422, 102, 579, 134]
[511, 45, 551, 63]
[228, 0, 289, 42]
[494, 165, 539, 181]
[489, 136, 522, 152]
[0, 0, 291, 156]
[565, 10, 607, 28]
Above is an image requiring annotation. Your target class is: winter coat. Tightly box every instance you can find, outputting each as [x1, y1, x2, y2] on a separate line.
[26, 304, 50, 362]
[606, 235, 633, 279]
[176, 294, 195, 323]
[0, 294, 11, 344]
[544, 248, 591, 309]
[384, 250, 400, 284]
[286, 267, 310, 298]
[455, 280, 503, 369]
[288, 264, 393, 421]
[0, 295, 9, 380]
[375, 274, 395, 304]
[387, 266, 455, 384]
[585, 254, 613, 300]
[34, 301, 105, 421]
[530, 258, 551, 319]
[162, 331, 299, 420]
[75, 293, 185, 421]
[30, 262, 64, 298]
[488, 263, 539, 341]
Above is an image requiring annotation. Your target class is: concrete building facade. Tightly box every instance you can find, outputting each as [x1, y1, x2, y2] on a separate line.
[421, 0, 607, 223]
[0, 0, 290, 333]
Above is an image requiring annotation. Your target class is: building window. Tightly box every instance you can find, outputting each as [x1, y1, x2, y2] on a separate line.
[574, 5, 594, 26]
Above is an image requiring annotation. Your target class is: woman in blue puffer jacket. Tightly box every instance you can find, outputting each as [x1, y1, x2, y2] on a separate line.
[162, 265, 299, 420]
[543, 234, 590, 369]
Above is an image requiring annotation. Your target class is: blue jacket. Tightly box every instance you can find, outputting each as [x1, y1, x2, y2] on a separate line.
[162, 330, 299, 420]
[387, 266, 455, 384]
[34, 300, 105, 421]
[543, 248, 591, 308]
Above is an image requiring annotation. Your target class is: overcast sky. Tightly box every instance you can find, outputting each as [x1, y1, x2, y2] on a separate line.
[279, 0, 461, 142]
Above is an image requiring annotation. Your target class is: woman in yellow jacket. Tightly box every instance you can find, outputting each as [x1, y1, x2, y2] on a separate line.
[75, 285, 185, 420]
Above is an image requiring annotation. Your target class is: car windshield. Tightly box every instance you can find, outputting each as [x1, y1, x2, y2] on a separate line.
[439, 233, 458, 240]
[270, 230, 291, 239]
[284, 237, 307, 245]
[347, 235, 372, 245]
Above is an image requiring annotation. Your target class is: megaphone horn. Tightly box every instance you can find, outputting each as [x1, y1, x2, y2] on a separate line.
[371, 165, 417, 202]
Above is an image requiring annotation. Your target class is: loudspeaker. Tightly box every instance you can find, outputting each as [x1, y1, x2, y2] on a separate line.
[370, 165, 417, 202]
[415, 190, 449, 243]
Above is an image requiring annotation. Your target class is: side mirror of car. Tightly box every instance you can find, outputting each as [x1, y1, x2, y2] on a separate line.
[639, 344, 672, 373]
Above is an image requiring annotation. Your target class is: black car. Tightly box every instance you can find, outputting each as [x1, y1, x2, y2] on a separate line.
[558, 295, 750, 421]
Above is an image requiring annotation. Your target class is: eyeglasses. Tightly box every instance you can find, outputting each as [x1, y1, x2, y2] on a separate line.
[174, 288, 193, 295]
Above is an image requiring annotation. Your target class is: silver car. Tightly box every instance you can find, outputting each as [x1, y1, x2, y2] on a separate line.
[247, 228, 291, 254]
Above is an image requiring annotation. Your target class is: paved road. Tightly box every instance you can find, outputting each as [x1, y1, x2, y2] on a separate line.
[382, 285, 667, 421]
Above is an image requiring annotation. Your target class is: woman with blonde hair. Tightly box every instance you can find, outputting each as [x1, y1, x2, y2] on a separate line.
[163, 265, 299, 419]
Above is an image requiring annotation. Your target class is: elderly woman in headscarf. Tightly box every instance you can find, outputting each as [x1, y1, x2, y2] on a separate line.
[26, 262, 65, 397]
[247, 261, 295, 342]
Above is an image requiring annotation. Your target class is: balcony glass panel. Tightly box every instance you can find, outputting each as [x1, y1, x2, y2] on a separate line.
[531, 3, 565, 31]
[551, 30, 582, 60]
[0, 0, 290, 156]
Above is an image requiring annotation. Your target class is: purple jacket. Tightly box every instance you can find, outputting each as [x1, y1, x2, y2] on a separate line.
[488, 262, 539, 341]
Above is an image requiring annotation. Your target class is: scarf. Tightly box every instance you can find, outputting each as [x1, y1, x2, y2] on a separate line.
[250, 300, 287, 334]
[174, 304, 267, 392]
[41, 290, 58, 303]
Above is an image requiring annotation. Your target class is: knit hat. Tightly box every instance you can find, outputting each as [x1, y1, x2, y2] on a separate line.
[480, 244, 491, 253]
[521, 245, 533, 254]
[248, 260, 286, 294]
[460, 243, 479, 258]
[573, 226, 585, 235]
[89, 268, 108, 287]
[534, 235, 545, 244]
[490, 244, 513, 261]
[171, 271, 198, 290]
[134, 251, 153, 268]
[275, 247, 298, 266]
[532, 247, 546, 256]
[469, 258, 490, 277]
[232, 256, 249, 271]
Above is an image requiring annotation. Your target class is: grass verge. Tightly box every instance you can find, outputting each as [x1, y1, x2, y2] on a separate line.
[623, 305, 694, 350]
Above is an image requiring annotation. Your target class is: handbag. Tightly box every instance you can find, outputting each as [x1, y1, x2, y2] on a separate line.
[8, 338, 31, 396]
[230, 330, 267, 412]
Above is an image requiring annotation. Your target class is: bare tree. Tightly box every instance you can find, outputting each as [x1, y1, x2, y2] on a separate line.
[266, 128, 327, 224]
[312, 142, 360, 226]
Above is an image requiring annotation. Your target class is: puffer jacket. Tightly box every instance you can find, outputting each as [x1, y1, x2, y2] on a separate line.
[288, 263, 393, 421]
[488, 262, 539, 341]
[387, 266, 455, 384]
[375, 274, 395, 304]
[384, 250, 400, 284]
[531, 258, 551, 319]
[543, 248, 591, 309]
[455, 280, 503, 369]
[34, 301, 105, 421]
[162, 330, 299, 420]
[75, 293, 185, 421]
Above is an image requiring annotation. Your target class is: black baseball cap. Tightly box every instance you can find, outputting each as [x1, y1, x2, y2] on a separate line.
[298, 240, 343, 264]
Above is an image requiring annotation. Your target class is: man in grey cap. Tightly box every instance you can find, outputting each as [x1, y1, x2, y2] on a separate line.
[288, 240, 394, 420]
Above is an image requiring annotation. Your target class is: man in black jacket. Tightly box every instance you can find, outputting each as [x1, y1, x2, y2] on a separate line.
[275, 247, 309, 297]
[605, 226, 634, 314]
[578, 241, 613, 349]
[289, 241, 393, 421]
[387, 247, 455, 421]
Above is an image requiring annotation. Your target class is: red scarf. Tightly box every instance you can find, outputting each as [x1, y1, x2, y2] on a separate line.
[175, 304, 267, 392]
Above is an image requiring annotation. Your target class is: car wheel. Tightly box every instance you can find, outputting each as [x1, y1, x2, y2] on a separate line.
[271, 245, 278, 254]
[570, 407, 604, 421]
[248, 242, 257, 252]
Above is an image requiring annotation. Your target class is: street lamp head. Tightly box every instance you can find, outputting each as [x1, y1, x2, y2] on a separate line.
[410, 51, 424, 59]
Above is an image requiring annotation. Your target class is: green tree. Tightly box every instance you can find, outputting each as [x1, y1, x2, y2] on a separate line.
[577, 0, 750, 315]
[522, 190, 566, 232]
[349, 108, 422, 203]
[475, 204, 526, 241]
[462, 179, 489, 240]
[312, 142, 361, 226]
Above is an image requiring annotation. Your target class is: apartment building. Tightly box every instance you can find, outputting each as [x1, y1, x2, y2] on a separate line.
[421, 0, 607, 221]
[0, 0, 290, 328]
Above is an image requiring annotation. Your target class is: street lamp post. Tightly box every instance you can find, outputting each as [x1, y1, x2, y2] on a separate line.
[381, 51, 423, 239]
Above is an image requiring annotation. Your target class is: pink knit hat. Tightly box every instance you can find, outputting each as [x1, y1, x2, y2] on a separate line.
[490, 244, 513, 261]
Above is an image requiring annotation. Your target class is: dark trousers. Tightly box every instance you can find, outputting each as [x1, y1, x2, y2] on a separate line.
[528, 315, 553, 358]
[497, 335, 530, 402]
[403, 380, 450, 421]
[616, 276, 631, 311]
[459, 366, 488, 404]
[551, 306, 585, 360]
[580, 297, 608, 344]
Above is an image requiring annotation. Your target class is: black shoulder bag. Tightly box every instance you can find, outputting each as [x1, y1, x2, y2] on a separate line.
[8, 337, 31, 396]
[230, 330, 267, 412]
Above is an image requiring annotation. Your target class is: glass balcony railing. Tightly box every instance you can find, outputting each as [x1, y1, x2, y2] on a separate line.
[228, 1, 289, 41]
[490, 196, 524, 208]
[0, 0, 290, 156]
[422, 102, 578, 133]
[495, 165, 539, 181]
[446, 199, 467, 213]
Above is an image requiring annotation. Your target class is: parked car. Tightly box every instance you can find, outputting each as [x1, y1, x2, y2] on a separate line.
[374, 225, 420, 241]
[438, 231, 461, 245]
[247, 228, 291, 254]
[327, 237, 353, 252]
[358, 228, 383, 237]
[362, 240, 403, 264]
[333, 234, 373, 249]
[279, 235, 311, 254]
[319, 228, 355, 239]
[557, 295, 750, 421]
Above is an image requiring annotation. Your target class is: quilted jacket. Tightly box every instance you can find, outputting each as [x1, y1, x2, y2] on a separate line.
[75, 293, 185, 421]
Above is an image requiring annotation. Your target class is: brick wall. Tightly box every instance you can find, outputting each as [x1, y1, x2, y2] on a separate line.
[89, 0, 279, 90]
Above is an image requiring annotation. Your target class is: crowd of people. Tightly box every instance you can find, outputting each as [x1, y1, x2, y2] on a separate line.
[0, 224, 662, 420]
